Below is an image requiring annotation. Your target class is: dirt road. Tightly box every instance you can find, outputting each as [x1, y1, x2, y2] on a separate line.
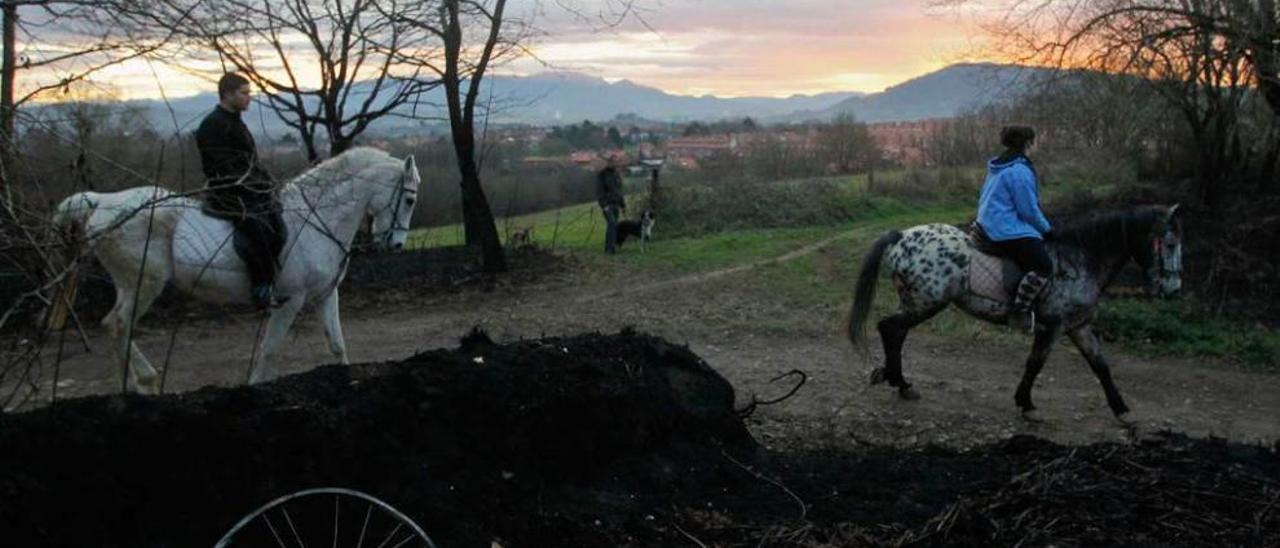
[19, 249, 1280, 449]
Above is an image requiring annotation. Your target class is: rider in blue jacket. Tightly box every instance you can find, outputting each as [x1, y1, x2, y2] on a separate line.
[976, 126, 1053, 331]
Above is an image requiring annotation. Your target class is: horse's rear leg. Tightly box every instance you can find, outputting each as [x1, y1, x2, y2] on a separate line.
[106, 280, 164, 393]
[1068, 325, 1131, 421]
[872, 305, 945, 400]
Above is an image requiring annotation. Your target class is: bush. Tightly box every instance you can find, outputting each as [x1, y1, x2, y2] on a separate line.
[865, 166, 982, 205]
[1093, 298, 1280, 370]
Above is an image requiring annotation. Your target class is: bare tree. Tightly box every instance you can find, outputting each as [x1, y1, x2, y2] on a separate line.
[1, 0, 169, 191]
[937, 0, 1280, 203]
[818, 113, 878, 173]
[112, 0, 445, 161]
[436, 0, 516, 272]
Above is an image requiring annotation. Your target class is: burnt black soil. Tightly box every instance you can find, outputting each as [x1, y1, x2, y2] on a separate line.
[1, 330, 1276, 547]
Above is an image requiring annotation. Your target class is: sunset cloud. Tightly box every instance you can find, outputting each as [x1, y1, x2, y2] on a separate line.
[507, 0, 988, 97]
[22, 0, 991, 101]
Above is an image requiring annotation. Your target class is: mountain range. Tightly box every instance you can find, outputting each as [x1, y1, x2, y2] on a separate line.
[37, 63, 1051, 139]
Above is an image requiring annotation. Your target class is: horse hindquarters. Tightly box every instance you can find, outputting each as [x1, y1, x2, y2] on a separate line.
[860, 225, 970, 399]
[169, 207, 261, 304]
[90, 204, 177, 393]
[847, 229, 932, 398]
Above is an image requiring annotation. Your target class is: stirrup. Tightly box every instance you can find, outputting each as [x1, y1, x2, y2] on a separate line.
[251, 285, 275, 310]
[1009, 307, 1036, 333]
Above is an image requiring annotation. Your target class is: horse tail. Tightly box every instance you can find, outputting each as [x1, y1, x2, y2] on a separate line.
[848, 229, 902, 351]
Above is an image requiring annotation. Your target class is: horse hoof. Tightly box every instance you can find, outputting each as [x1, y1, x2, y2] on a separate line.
[1115, 411, 1134, 425]
[899, 387, 921, 400]
[1021, 409, 1045, 423]
[869, 368, 886, 386]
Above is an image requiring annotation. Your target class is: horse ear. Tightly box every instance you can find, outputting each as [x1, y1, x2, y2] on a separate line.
[1166, 203, 1180, 221]
[404, 154, 416, 172]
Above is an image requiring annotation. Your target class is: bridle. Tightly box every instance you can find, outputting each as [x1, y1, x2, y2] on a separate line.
[1143, 220, 1182, 294]
[1149, 232, 1181, 279]
[372, 169, 416, 246]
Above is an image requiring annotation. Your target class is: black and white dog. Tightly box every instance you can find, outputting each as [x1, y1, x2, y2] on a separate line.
[616, 209, 656, 251]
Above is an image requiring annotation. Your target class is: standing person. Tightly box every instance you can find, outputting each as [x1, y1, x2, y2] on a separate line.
[195, 72, 286, 309]
[975, 125, 1054, 331]
[596, 153, 626, 254]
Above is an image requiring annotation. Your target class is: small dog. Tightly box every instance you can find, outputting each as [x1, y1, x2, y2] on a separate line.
[616, 209, 656, 252]
[510, 225, 535, 248]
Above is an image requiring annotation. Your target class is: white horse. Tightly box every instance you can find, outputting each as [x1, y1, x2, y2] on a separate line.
[52, 147, 421, 393]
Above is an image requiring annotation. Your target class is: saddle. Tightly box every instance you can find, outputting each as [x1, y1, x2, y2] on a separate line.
[197, 204, 255, 267]
[198, 200, 284, 270]
[172, 202, 281, 274]
[966, 223, 1025, 303]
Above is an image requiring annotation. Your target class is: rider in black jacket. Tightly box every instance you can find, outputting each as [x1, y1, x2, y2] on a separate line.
[195, 72, 285, 309]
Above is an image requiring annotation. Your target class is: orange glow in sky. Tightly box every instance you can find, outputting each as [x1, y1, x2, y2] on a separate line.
[22, 1, 991, 101]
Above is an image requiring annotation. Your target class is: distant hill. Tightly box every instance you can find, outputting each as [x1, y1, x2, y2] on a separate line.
[479, 72, 863, 124]
[68, 72, 862, 139]
[28, 64, 1055, 140]
[787, 63, 1055, 123]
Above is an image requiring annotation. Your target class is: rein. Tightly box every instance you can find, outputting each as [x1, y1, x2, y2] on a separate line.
[372, 170, 412, 246]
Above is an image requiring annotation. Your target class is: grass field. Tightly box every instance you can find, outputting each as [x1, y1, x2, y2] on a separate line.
[407, 170, 1279, 370]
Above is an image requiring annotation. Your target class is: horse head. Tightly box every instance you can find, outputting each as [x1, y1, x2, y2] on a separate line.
[368, 154, 421, 251]
[1135, 204, 1183, 298]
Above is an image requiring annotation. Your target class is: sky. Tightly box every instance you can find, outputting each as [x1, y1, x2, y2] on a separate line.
[20, 0, 993, 101]
[508, 0, 991, 97]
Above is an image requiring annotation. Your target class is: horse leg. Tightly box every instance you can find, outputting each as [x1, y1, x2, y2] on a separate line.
[872, 304, 945, 400]
[1014, 324, 1061, 421]
[105, 279, 164, 393]
[246, 298, 304, 385]
[1068, 324, 1132, 422]
[319, 289, 349, 365]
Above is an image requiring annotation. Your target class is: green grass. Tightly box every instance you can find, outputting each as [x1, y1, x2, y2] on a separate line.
[1094, 299, 1280, 371]
[407, 200, 602, 250]
[740, 203, 1021, 342]
[407, 168, 1277, 370]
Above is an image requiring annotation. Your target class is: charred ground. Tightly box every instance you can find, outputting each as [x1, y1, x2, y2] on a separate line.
[1, 329, 1275, 547]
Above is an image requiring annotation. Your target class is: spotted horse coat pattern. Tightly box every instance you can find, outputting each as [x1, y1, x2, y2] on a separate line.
[845, 206, 1185, 423]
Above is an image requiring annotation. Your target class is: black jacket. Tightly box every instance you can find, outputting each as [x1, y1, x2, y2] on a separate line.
[595, 166, 625, 208]
[195, 106, 274, 198]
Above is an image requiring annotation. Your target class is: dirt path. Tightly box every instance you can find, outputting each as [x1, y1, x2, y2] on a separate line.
[17, 245, 1280, 449]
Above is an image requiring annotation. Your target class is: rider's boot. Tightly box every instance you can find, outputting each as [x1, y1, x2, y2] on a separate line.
[251, 283, 274, 310]
[1010, 271, 1049, 333]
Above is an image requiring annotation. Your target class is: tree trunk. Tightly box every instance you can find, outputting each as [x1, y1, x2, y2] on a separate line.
[449, 113, 503, 269]
[648, 168, 661, 211]
[329, 135, 354, 158]
[1253, 0, 1280, 118]
[301, 132, 320, 164]
[1262, 116, 1280, 191]
[0, 2, 16, 193]
[443, 0, 505, 273]
[1197, 135, 1228, 210]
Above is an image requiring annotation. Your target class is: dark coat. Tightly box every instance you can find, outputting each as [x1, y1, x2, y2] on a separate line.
[195, 106, 275, 212]
[595, 166, 625, 208]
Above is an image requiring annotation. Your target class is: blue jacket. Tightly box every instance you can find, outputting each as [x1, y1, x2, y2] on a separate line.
[976, 155, 1051, 241]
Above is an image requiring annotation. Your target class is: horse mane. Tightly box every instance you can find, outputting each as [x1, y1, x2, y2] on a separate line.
[291, 146, 394, 188]
[1051, 205, 1168, 256]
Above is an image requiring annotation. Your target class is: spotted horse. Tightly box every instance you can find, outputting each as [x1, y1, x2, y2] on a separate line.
[846, 205, 1183, 422]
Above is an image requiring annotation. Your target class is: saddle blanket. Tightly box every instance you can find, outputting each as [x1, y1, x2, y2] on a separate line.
[968, 250, 1021, 303]
[171, 209, 246, 273]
